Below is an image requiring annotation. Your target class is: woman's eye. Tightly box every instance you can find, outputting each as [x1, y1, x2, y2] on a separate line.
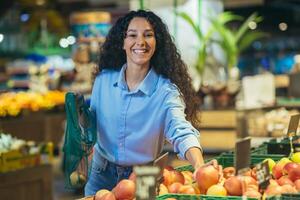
[145, 33, 154, 38]
[127, 34, 137, 38]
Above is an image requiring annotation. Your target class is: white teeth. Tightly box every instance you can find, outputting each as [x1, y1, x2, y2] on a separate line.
[133, 49, 147, 53]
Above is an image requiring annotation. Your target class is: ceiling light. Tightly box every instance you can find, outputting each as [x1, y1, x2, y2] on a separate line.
[0, 34, 4, 43]
[279, 22, 288, 31]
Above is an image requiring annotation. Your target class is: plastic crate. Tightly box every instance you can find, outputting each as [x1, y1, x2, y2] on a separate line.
[175, 153, 284, 173]
[157, 154, 286, 200]
[156, 193, 258, 200]
[251, 143, 269, 154]
[250, 136, 300, 156]
[267, 193, 300, 200]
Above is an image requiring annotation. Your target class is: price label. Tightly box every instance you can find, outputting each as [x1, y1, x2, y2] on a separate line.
[235, 137, 251, 175]
[287, 114, 300, 137]
[255, 161, 271, 189]
[153, 152, 169, 184]
[134, 165, 160, 200]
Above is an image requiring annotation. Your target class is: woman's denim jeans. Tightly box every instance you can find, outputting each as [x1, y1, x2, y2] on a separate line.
[84, 156, 133, 196]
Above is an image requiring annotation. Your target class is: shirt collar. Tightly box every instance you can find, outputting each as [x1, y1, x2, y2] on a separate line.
[114, 64, 159, 96]
[114, 64, 128, 90]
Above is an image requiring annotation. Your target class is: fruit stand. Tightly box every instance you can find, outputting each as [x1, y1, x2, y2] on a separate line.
[79, 149, 300, 200]
[0, 91, 66, 151]
[0, 133, 54, 200]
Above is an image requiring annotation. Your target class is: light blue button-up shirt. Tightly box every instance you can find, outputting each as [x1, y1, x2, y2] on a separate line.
[90, 64, 201, 166]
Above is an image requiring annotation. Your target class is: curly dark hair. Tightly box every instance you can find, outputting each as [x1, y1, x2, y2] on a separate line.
[98, 10, 201, 129]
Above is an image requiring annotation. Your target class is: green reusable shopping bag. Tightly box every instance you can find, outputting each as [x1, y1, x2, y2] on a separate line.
[63, 92, 97, 188]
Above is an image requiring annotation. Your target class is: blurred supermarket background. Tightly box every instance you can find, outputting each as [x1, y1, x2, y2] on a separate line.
[1, 0, 300, 199]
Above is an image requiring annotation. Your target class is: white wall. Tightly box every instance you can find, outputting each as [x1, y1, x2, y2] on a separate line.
[130, 0, 224, 89]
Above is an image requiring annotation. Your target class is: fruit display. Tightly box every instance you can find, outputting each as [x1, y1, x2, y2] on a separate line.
[157, 154, 300, 200]
[93, 176, 136, 200]
[78, 153, 300, 200]
[0, 90, 65, 117]
[0, 133, 53, 172]
[251, 136, 300, 156]
[247, 108, 300, 137]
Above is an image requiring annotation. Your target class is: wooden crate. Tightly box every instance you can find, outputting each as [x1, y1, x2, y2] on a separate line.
[0, 164, 53, 200]
[198, 110, 237, 152]
[0, 111, 65, 149]
[200, 130, 236, 150]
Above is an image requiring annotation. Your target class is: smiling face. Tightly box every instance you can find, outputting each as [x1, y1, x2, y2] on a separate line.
[123, 17, 156, 69]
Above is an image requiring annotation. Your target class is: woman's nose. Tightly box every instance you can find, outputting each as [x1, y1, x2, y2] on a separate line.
[136, 36, 146, 46]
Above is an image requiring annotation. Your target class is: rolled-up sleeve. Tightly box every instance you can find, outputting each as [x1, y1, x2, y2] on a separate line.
[163, 84, 202, 159]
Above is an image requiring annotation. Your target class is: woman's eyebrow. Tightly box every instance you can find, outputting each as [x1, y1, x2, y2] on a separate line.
[126, 29, 154, 32]
[126, 29, 137, 32]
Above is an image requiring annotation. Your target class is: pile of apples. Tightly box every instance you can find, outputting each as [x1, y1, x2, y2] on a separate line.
[265, 156, 300, 197]
[159, 156, 300, 199]
[86, 153, 300, 200]
[93, 173, 136, 200]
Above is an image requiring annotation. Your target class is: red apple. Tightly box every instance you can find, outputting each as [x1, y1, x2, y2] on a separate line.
[98, 191, 116, 200]
[162, 169, 172, 186]
[224, 176, 242, 196]
[288, 165, 300, 181]
[162, 169, 184, 186]
[272, 163, 285, 179]
[277, 175, 294, 186]
[128, 172, 136, 182]
[243, 190, 261, 198]
[283, 162, 300, 175]
[164, 166, 175, 171]
[113, 179, 135, 200]
[223, 167, 235, 179]
[264, 185, 283, 196]
[294, 179, 300, 191]
[281, 184, 297, 193]
[170, 170, 185, 184]
[178, 185, 196, 194]
[95, 189, 110, 200]
[167, 182, 183, 193]
[195, 165, 219, 191]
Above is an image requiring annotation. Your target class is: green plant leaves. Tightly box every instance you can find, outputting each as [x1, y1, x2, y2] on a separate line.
[176, 10, 267, 80]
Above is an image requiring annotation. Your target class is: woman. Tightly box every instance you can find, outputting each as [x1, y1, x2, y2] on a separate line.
[85, 10, 205, 196]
